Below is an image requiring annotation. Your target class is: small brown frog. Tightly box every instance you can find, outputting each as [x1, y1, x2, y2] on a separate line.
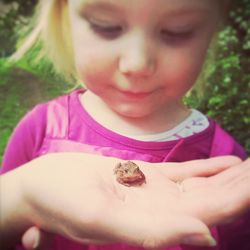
[114, 161, 146, 187]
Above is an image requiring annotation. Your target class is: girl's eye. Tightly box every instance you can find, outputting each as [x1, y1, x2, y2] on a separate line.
[160, 29, 193, 44]
[90, 23, 123, 39]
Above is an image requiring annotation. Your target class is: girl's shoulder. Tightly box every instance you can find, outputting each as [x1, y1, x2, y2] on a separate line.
[1, 90, 80, 173]
[14, 91, 72, 129]
[24, 89, 82, 125]
[21, 89, 82, 139]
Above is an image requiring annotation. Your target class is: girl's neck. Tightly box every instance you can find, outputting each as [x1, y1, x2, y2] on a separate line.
[80, 90, 190, 136]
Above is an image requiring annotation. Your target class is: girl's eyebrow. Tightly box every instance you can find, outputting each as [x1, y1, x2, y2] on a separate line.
[166, 7, 211, 17]
[79, 0, 124, 14]
[78, 1, 214, 20]
[159, 5, 214, 23]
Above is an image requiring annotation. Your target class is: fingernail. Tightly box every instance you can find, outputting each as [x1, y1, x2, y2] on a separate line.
[32, 233, 40, 249]
[183, 234, 217, 247]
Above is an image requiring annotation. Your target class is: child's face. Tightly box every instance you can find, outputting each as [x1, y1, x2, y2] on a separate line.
[68, 0, 220, 118]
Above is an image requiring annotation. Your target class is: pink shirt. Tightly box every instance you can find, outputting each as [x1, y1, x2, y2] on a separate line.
[2, 90, 249, 250]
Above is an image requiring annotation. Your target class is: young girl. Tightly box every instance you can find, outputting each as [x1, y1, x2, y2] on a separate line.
[1, 0, 249, 249]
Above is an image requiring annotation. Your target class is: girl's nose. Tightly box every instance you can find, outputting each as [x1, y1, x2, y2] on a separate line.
[119, 33, 156, 77]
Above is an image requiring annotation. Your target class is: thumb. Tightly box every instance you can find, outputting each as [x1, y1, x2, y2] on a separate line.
[176, 216, 217, 247]
[22, 226, 53, 250]
[141, 216, 217, 249]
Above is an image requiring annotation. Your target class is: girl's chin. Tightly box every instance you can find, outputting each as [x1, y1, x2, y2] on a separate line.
[110, 104, 155, 119]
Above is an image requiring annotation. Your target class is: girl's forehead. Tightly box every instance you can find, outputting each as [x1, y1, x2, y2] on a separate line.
[71, 0, 219, 21]
[73, 0, 218, 12]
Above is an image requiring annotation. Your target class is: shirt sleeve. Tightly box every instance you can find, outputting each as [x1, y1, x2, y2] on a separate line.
[210, 121, 247, 160]
[1, 104, 47, 174]
[232, 141, 247, 160]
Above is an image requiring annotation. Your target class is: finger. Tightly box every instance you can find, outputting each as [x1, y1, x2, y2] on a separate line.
[160, 156, 242, 181]
[142, 216, 217, 249]
[66, 234, 114, 246]
[182, 159, 250, 226]
[22, 226, 53, 250]
[102, 203, 217, 249]
[175, 217, 217, 248]
[207, 158, 250, 223]
[210, 157, 250, 183]
[141, 216, 217, 249]
[22, 227, 40, 250]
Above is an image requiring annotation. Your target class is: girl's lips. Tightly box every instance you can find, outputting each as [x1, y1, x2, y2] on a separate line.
[117, 89, 154, 100]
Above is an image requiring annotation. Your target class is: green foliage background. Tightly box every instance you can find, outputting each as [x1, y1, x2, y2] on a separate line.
[0, 0, 249, 163]
[187, 0, 250, 154]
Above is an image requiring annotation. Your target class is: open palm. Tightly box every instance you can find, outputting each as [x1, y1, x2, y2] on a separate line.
[19, 153, 248, 249]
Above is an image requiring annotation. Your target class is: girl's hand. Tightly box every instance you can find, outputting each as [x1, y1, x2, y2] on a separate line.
[2, 153, 248, 249]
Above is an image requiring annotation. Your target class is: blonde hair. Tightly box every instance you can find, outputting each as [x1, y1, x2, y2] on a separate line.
[11, 0, 76, 82]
